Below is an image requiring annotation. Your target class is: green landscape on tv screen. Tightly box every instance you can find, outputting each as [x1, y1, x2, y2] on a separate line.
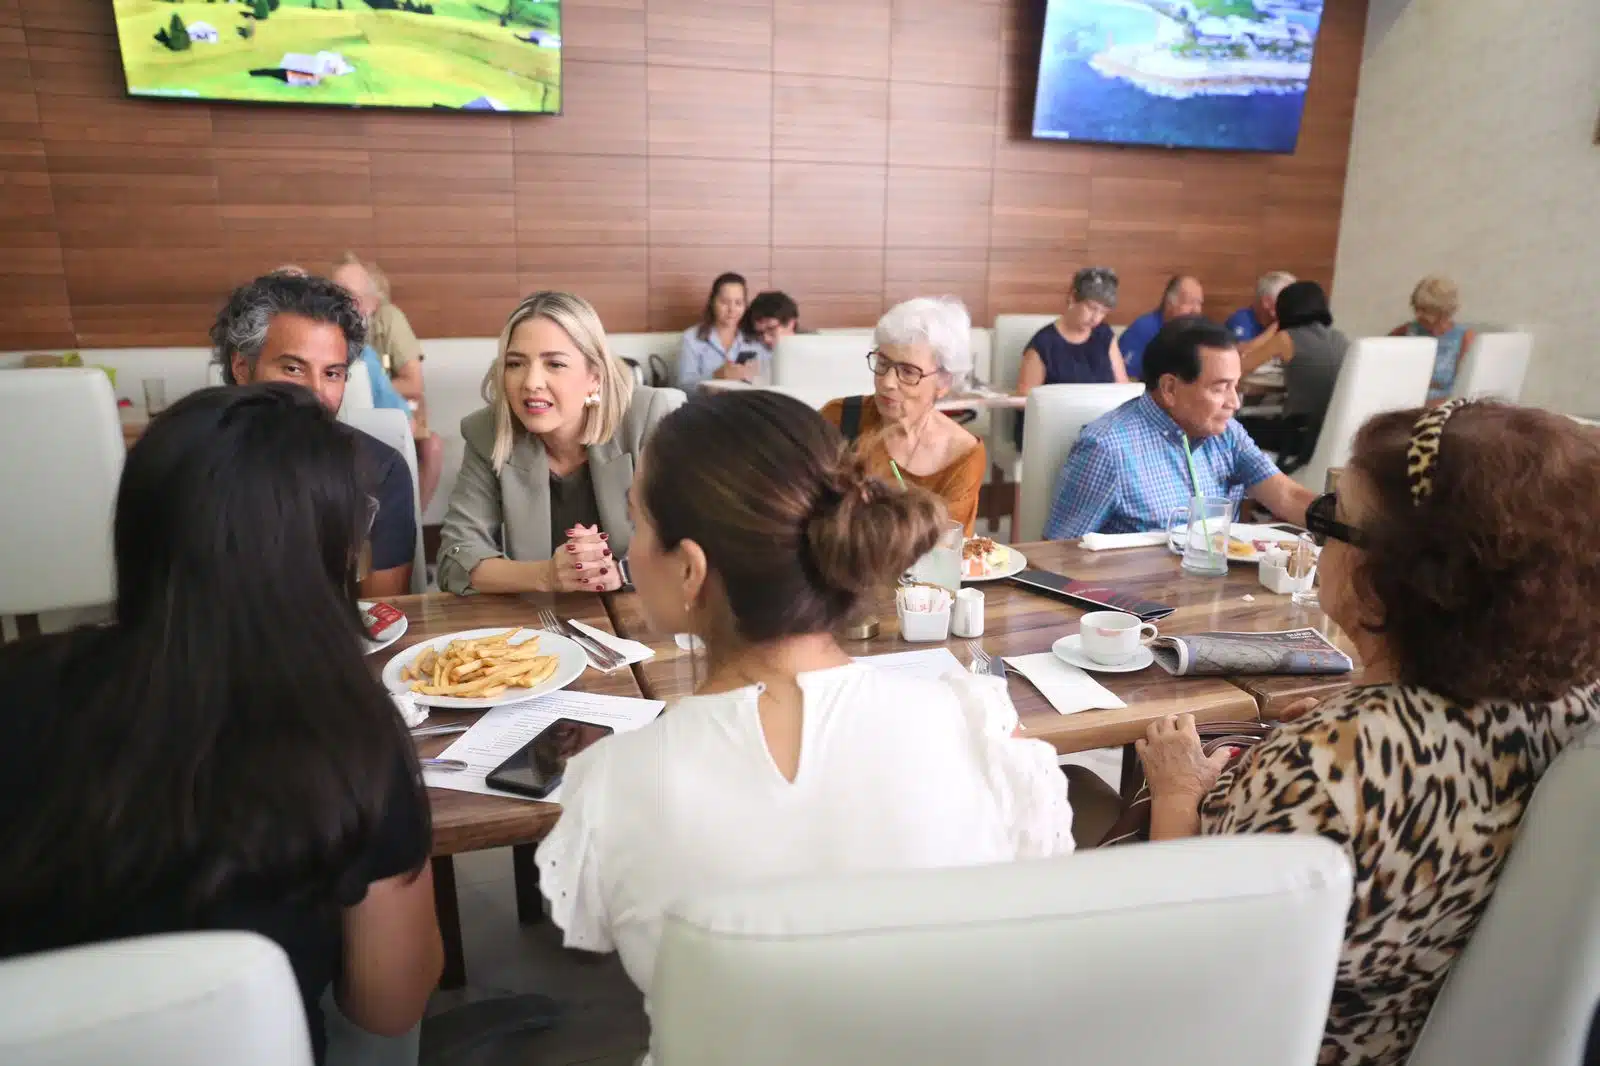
[113, 0, 561, 113]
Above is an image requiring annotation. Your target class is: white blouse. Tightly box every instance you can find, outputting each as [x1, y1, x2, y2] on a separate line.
[535, 663, 1074, 1000]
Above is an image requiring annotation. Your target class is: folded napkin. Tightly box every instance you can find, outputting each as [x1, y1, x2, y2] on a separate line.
[1003, 653, 1127, 716]
[391, 690, 428, 728]
[569, 619, 654, 674]
[1080, 530, 1169, 552]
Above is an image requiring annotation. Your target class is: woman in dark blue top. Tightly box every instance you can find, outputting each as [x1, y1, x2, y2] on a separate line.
[1014, 266, 1127, 447]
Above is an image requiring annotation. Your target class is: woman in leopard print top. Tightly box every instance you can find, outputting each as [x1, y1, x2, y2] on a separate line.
[1139, 402, 1600, 1066]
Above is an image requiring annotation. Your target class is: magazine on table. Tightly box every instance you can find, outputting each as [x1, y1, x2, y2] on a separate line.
[1152, 628, 1354, 677]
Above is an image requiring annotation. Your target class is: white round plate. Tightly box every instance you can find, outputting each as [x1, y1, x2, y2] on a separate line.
[361, 601, 408, 655]
[382, 627, 588, 709]
[961, 542, 1027, 583]
[1052, 634, 1155, 674]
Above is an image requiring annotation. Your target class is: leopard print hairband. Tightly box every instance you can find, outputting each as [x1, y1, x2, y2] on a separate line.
[1405, 399, 1467, 504]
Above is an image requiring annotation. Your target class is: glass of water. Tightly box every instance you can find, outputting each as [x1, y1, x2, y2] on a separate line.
[906, 520, 963, 597]
[1289, 533, 1321, 609]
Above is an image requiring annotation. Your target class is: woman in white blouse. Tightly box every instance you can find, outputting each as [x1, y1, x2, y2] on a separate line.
[536, 390, 1074, 1026]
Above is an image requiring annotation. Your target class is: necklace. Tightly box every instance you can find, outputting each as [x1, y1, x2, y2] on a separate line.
[895, 410, 937, 472]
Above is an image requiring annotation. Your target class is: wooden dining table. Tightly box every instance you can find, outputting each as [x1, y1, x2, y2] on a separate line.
[606, 539, 1358, 763]
[370, 590, 645, 989]
[378, 541, 1358, 988]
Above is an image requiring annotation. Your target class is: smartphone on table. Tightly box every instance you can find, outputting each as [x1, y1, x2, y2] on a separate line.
[485, 718, 614, 799]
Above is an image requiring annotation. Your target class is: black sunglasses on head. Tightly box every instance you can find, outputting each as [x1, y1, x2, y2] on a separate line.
[1305, 492, 1365, 548]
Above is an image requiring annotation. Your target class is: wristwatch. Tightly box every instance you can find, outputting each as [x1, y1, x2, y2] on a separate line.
[615, 555, 634, 591]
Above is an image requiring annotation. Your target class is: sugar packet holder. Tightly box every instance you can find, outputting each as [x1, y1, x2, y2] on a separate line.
[897, 584, 952, 642]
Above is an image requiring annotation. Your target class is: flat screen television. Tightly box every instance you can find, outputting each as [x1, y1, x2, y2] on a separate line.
[1031, 1, 1325, 153]
[112, 0, 562, 113]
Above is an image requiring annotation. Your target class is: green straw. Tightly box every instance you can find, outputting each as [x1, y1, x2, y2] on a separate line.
[1182, 435, 1219, 566]
[889, 460, 908, 488]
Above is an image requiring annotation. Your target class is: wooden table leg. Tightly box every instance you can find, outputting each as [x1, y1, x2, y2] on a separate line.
[512, 843, 545, 926]
[1118, 742, 1144, 805]
[432, 855, 466, 991]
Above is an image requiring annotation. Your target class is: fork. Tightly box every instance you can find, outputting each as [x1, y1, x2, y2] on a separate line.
[539, 608, 626, 671]
[966, 641, 1006, 680]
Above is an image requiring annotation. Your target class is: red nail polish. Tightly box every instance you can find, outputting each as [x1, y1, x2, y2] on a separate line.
[566, 544, 576, 553]
[603, 548, 612, 557]
[599, 567, 609, 575]
[599, 533, 609, 541]
[575, 563, 583, 570]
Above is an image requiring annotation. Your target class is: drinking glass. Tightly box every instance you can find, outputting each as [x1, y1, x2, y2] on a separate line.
[906, 520, 963, 596]
[1166, 497, 1233, 577]
[142, 378, 170, 416]
[1289, 533, 1321, 608]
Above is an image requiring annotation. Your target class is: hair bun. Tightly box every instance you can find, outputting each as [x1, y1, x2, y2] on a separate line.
[805, 452, 945, 597]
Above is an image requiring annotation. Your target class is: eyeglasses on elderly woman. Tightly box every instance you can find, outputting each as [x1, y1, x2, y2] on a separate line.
[1305, 492, 1365, 548]
[867, 349, 944, 387]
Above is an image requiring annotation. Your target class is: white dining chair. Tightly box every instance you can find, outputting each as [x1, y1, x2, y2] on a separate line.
[771, 334, 876, 410]
[1405, 727, 1600, 1066]
[1450, 331, 1532, 402]
[988, 313, 1058, 483]
[1017, 383, 1144, 542]
[340, 358, 376, 416]
[339, 407, 427, 593]
[0, 932, 313, 1066]
[0, 368, 124, 638]
[1292, 336, 1437, 492]
[651, 836, 1352, 1066]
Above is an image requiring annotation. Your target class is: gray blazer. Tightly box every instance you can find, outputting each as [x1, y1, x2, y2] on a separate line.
[436, 384, 686, 594]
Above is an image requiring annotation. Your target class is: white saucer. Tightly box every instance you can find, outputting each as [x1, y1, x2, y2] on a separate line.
[1052, 634, 1154, 674]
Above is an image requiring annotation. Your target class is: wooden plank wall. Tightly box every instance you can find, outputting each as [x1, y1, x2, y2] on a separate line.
[0, 0, 1366, 350]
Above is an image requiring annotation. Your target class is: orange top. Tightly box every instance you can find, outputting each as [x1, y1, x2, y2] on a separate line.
[821, 397, 987, 535]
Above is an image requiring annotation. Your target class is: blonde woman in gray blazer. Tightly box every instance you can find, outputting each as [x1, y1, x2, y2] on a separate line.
[438, 291, 686, 594]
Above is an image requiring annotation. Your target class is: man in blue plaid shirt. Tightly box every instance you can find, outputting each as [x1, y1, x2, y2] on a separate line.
[1044, 317, 1317, 539]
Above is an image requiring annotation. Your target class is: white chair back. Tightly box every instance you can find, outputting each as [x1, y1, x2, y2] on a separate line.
[608, 332, 684, 386]
[1450, 331, 1531, 402]
[1293, 336, 1436, 491]
[989, 314, 1058, 476]
[1017, 383, 1143, 542]
[772, 334, 875, 410]
[0, 932, 313, 1066]
[0, 368, 123, 618]
[652, 837, 1352, 1066]
[339, 358, 375, 417]
[339, 408, 427, 593]
[420, 339, 500, 526]
[1406, 728, 1600, 1066]
[205, 362, 225, 387]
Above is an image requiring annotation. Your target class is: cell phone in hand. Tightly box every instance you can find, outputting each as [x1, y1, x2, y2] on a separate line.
[485, 718, 614, 799]
[735, 348, 760, 365]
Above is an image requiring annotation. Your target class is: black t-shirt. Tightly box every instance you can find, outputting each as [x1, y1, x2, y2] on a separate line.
[0, 630, 430, 1062]
[348, 424, 418, 574]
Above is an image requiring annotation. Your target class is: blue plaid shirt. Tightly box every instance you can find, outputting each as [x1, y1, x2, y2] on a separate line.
[1044, 393, 1280, 538]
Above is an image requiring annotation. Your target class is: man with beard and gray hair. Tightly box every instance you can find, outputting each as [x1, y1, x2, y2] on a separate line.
[211, 271, 417, 597]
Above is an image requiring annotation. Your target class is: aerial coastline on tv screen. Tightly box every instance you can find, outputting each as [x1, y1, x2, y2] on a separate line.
[1032, 0, 1325, 153]
[113, 0, 562, 113]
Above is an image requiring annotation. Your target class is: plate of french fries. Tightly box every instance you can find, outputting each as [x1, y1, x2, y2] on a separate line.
[382, 627, 588, 708]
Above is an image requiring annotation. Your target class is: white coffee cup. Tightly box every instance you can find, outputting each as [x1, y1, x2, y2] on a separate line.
[1079, 610, 1159, 665]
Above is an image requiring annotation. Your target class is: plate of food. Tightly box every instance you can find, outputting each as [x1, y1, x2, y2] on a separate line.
[382, 627, 588, 709]
[961, 536, 1027, 582]
[361, 601, 408, 655]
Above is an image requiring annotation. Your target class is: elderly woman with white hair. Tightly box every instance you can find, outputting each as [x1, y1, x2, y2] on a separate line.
[820, 297, 986, 534]
[437, 291, 685, 595]
[1390, 275, 1475, 404]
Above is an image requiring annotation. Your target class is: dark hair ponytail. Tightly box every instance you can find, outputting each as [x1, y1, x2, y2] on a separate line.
[642, 391, 944, 643]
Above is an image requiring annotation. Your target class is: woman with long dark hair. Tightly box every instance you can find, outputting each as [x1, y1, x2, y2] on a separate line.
[0, 384, 442, 1061]
[675, 272, 766, 388]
